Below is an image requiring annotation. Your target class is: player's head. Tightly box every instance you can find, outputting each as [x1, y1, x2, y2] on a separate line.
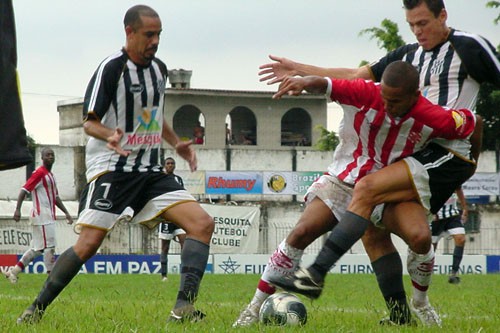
[164, 157, 176, 174]
[40, 147, 55, 168]
[124, 5, 161, 65]
[380, 61, 420, 118]
[403, 0, 448, 51]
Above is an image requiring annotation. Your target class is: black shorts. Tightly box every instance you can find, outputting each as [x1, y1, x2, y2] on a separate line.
[431, 215, 463, 236]
[410, 143, 475, 214]
[77, 172, 195, 230]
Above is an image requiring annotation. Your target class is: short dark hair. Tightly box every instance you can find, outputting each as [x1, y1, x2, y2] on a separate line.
[164, 157, 175, 164]
[381, 61, 419, 94]
[403, 0, 445, 17]
[40, 147, 53, 157]
[123, 5, 159, 30]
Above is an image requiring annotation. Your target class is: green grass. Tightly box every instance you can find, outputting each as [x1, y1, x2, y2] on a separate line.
[1, 273, 498, 332]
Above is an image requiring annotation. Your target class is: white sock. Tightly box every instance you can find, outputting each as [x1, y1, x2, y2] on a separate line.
[407, 247, 435, 306]
[247, 240, 304, 312]
[43, 247, 56, 272]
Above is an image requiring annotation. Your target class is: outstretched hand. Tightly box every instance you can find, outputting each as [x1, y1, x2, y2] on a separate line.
[175, 140, 198, 172]
[272, 76, 307, 99]
[106, 128, 131, 157]
[259, 55, 298, 85]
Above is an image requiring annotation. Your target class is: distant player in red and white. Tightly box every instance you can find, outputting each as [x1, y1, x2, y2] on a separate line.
[4, 147, 73, 283]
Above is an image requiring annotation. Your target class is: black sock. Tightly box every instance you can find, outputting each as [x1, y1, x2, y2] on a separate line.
[32, 247, 85, 311]
[310, 211, 369, 279]
[452, 245, 464, 274]
[160, 253, 168, 277]
[372, 252, 412, 325]
[175, 238, 209, 309]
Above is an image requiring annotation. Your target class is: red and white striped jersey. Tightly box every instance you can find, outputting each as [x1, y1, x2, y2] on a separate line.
[370, 29, 500, 157]
[22, 165, 59, 225]
[326, 78, 475, 185]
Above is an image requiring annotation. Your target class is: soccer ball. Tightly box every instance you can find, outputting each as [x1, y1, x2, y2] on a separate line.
[259, 292, 307, 326]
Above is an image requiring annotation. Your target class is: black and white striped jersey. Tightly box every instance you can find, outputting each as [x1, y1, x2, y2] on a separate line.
[370, 28, 500, 158]
[83, 49, 168, 181]
[435, 192, 460, 219]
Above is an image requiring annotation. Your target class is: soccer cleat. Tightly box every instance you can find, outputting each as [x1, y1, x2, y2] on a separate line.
[17, 305, 43, 325]
[167, 304, 206, 323]
[4, 266, 18, 284]
[162, 276, 168, 282]
[409, 299, 442, 327]
[232, 305, 259, 327]
[448, 274, 460, 284]
[268, 267, 324, 300]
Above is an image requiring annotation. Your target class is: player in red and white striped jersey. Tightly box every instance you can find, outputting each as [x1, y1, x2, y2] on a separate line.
[234, 61, 475, 327]
[255, 0, 498, 326]
[4, 148, 73, 284]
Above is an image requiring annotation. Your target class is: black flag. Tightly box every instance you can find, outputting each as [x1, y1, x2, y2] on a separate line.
[0, 0, 33, 170]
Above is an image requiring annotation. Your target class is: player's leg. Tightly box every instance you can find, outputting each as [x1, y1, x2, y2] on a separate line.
[447, 219, 466, 284]
[384, 201, 441, 327]
[233, 196, 336, 327]
[5, 248, 42, 283]
[362, 220, 413, 326]
[17, 227, 107, 324]
[162, 201, 214, 322]
[177, 232, 186, 249]
[42, 223, 57, 274]
[5, 224, 47, 283]
[301, 161, 417, 290]
[160, 238, 171, 281]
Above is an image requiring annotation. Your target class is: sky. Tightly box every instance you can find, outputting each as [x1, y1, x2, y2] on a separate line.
[12, 0, 499, 144]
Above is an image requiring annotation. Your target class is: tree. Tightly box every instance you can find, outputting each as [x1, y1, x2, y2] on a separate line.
[314, 125, 339, 152]
[359, 19, 405, 52]
[360, 16, 499, 152]
[486, 1, 500, 24]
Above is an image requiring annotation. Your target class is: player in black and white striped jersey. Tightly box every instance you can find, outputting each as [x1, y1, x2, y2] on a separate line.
[158, 157, 187, 281]
[16, 5, 213, 325]
[431, 188, 468, 284]
[256, 0, 499, 327]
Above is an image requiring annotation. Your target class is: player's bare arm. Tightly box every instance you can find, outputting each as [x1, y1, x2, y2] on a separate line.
[259, 54, 372, 85]
[83, 118, 130, 157]
[273, 76, 328, 100]
[161, 119, 198, 172]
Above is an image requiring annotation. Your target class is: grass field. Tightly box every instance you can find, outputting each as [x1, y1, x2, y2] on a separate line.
[1, 273, 498, 332]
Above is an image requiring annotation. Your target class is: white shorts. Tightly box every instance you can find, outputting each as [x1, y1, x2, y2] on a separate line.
[304, 174, 353, 222]
[158, 222, 186, 240]
[30, 223, 56, 250]
[402, 156, 432, 212]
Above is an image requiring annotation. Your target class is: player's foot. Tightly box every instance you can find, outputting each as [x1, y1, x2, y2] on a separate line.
[448, 273, 460, 284]
[268, 267, 323, 300]
[4, 266, 18, 284]
[409, 298, 442, 327]
[232, 305, 259, 327]
[167, 304, 205, 323]
[17, 305, 43, 325]
[162, 276, 168, 282]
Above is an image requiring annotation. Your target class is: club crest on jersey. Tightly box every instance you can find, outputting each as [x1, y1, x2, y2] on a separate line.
[430, 60, 444, 76]
[407, 131, 423, 144]
[451, 110, 465, 129]
[129, 83, 143, 94]
[137, 108, 161, 131]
